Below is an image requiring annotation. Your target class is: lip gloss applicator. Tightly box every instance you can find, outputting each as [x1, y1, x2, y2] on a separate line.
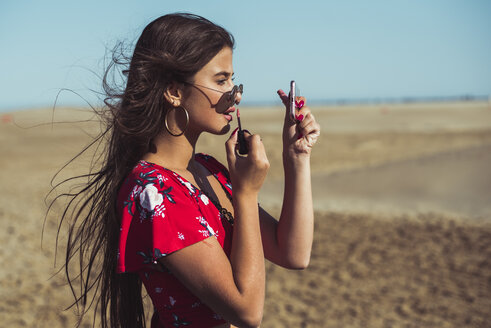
[236, 108, 249, 155]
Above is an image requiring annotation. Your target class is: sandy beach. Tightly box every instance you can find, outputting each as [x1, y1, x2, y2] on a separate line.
[1, 101, 491, 327]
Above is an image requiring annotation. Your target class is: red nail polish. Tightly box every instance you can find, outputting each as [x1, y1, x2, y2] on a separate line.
[295, 99, 305, 109]
[296, 114, 304, 122]
[232, 127, 239, 135]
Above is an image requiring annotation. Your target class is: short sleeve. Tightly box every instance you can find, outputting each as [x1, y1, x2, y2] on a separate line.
[117, 169, 216, 273]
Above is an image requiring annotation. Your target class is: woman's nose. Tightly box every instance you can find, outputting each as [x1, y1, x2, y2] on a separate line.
[235, 90, 242, 104]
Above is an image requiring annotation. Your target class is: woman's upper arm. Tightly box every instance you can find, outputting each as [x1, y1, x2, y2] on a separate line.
[159, 236, 261, 327]
[258, 206, 286, 267]
[259, 206, 312, 270]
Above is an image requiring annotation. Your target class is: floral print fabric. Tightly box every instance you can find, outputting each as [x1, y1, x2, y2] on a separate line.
[117, 153, 233, 327]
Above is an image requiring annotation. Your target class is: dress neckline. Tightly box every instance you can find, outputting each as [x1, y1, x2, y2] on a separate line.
[138, 155, 234, 225]
[138, 154, 210, 194]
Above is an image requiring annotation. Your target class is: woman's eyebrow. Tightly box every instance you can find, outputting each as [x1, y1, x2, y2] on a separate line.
[214, 71, 234, 78]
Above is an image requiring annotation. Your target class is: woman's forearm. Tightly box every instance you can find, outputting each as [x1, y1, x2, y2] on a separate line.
[230, 192, 265, 322]
[277, 154, 314, 269]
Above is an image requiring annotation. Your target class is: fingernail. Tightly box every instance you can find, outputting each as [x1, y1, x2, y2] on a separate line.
[295, 114, 304, 122]
[297, 133, 303, 140]
[295, 100, 305, 109]
[232, 127, 239, 135]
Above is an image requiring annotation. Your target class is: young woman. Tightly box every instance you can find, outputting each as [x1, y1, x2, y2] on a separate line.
[58, 13, 320, 328]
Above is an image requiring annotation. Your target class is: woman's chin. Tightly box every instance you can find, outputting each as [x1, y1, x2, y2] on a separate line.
[218, 124, 232, 135]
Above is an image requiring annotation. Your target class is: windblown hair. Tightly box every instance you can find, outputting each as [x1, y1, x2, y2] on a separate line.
[51, 13, 234, 327]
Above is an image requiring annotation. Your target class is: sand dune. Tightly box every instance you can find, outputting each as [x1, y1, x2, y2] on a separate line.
[261, 143, 491, 218]
[1, 102, 490, 327]
[263, 211, 491, 328]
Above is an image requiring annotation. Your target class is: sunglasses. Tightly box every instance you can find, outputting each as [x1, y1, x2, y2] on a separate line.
[184, 82, 243, 107]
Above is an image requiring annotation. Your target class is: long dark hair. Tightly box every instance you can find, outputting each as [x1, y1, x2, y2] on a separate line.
[50, 13, 234, 327]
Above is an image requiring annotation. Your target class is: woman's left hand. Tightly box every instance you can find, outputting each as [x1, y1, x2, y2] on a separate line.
[277, 89, 321, 159]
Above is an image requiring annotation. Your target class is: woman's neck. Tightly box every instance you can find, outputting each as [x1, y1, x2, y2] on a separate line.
[142, 131, 200, 173]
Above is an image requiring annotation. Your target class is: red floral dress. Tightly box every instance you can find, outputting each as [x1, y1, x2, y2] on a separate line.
[117, 153, 234, 327]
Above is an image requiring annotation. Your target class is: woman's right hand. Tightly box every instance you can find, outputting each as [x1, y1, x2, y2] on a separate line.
[225, 128, 270, 195]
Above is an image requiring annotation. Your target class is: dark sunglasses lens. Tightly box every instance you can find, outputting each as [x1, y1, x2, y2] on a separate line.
[228, 84, 243, 104]
[228, 86, 236, 103]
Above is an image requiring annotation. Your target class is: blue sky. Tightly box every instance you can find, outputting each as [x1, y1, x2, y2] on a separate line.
[1, 0, 490, 111]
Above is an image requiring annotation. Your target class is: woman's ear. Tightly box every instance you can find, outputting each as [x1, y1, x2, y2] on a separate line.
[163, 81, 184, 107]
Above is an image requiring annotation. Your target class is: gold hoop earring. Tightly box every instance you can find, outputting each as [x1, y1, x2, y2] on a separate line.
[164, 106, 189, 137]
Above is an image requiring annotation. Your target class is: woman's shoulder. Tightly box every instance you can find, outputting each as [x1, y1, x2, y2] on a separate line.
[117, 160, 206, 224]
[119, 160, 198, 205]
[123, 160, 179, 190]
[195, 153, 229, 177]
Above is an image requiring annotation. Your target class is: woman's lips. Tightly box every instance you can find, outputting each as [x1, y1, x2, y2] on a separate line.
[224, 106, 236, 114]
[223, 107, 235, 122]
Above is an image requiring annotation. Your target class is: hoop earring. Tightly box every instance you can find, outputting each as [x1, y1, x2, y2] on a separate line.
[164, 106, 189, 137]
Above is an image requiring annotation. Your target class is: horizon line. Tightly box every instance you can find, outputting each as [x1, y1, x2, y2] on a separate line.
[1, 94, 489, 113]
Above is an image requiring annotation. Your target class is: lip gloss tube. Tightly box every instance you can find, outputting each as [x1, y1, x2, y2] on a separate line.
[236, 108, 248, 155]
